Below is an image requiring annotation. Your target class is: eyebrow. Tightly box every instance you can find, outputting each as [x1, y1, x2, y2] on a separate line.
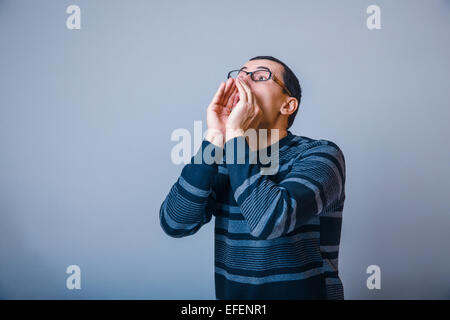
[240, 66, 271, 71]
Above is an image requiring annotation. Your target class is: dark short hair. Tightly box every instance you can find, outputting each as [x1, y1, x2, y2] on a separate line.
[249, 56, 302, 129]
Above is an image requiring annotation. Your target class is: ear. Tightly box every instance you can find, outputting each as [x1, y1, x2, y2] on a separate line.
[280, 97, 298, 116]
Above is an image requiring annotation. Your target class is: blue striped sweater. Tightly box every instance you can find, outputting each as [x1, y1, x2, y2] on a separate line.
[159, 130, 346, 299]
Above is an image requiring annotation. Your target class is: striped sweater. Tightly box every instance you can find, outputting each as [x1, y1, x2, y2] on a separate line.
[159, 130, 346, 300]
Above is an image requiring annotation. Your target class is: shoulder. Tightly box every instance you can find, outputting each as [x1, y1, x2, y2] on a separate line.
[290, 134, 344, 156]
[289, 134, 346, 174]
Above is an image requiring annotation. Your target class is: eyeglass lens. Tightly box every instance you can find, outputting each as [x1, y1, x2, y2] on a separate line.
[229, 70, 271, 81]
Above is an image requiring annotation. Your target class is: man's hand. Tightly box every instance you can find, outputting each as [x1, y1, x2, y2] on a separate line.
[206, 78, 239, 148]
[226, 78, 263, 142]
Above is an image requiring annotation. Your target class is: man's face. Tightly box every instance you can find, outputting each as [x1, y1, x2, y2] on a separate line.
[234, 59, 290, 128]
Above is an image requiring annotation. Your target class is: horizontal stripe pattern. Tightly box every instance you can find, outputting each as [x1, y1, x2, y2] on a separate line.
[215, 265, 324, 285]
[215, 238, 322, 270]
[159, 131, 346, 299]
[159, 140, 217, 238]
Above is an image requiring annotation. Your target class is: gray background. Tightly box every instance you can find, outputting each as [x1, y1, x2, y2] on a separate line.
[1, 0, 449, 299]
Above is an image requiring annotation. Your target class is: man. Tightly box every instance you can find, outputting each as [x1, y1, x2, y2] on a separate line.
[159, 56, 346, 300]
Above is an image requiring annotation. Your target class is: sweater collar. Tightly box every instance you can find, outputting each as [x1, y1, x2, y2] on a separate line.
[256, 129, 295, 154]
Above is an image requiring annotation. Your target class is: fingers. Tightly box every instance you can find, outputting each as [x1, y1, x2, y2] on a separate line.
[212, 82, 225, 105]
[222, 78, 236, 105]
[232, 91, 239, 107]
[212, 78, 251, 110]
[226, 86, 238, 108]
[235, 78, 248, 104]
[237, 78, 253, 105]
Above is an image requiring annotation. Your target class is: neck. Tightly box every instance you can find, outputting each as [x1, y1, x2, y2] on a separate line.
[246, 126, 288, 152]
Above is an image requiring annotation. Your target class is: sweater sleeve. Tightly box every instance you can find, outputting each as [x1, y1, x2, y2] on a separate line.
[224, 135, 345, 240]
[159, 139, 219, 238]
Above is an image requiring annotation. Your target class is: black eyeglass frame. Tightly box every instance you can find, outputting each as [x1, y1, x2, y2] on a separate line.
[227, 69, 293, 97]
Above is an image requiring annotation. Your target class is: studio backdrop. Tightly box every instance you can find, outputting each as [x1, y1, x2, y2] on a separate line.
[0, 0, 449, 299]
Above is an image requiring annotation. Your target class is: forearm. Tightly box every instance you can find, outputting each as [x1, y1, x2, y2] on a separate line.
[159, 139, 218, 237]
[205, 130, 225, 149]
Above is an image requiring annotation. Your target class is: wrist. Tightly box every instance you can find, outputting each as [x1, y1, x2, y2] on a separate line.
[225, 128, 245, 142]
[205, 130, 224, 148]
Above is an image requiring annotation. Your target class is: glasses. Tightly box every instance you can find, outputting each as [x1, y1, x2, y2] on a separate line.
[227, 69, 293, 96]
